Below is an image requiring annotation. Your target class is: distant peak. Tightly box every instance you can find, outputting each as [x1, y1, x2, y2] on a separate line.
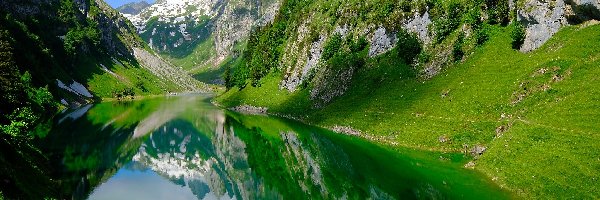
[116, 1, 153, 15]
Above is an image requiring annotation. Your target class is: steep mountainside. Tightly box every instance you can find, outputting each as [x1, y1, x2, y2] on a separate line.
[116, 0, 152, 15]
[217, 0, 600, 198]
[121, 0, 280, 83]
[0, 0, 203, 105]
[0, 1, 205, 197]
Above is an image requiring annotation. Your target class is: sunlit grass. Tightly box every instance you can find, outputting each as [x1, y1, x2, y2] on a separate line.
[216, 24, 600, 198]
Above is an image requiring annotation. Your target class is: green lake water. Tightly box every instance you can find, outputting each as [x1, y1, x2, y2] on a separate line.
[40, 94, 512, 199]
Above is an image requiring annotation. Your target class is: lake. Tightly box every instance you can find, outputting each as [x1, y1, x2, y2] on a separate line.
[40, 94, 511, 199]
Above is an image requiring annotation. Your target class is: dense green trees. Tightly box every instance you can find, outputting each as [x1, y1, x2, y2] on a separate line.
[0, 29, 55, 136]
[1, 26, 57, 199]
[224, 13, 289, 89]
[60, 0, 102, 56]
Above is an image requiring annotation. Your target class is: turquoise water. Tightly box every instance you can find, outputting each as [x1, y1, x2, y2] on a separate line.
[41, 94, 511, 199]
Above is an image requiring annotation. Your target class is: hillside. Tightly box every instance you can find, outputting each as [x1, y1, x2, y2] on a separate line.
[0, 0, 204, 103]
[121, 0, 280, 84]
[216, 0, 600, 198]
[0, 0, 204, 197]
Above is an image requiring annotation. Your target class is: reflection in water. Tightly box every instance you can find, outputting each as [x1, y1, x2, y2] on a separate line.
[42, 94, 510, 200]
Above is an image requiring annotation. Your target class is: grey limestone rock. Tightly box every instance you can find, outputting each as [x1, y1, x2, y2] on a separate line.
[402, 11, 433, 44]
[368, 27, 398, 57]
[518, 0, 600, 52]
[518, 0, 568, 52]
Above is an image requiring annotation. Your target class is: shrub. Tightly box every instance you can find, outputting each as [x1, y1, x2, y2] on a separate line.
[396, 29, 422, 64]
[453, 33, 465, 62]
[1, 107, 37, 136]
[349, 36, 368, 53]
[464, 7, 482, 29]
[58, 0, 76, 25]
[486, 0, 510, 25]
[432, 18, 452, 43]
[1, 71, 55, 137]
[322, 33, 343, 61]
[432, 0, 463, 43]
[475, 24, 491, 45]
[399, 0, 412, 12]
[510, 20, 526, 49]
[223, 65, 234, 90]
[417, 51, 431, 64]
[63, 28, 85, 55]
[135, 81, 149, 92]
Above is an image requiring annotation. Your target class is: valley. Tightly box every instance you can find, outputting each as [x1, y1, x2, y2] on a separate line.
[1, 0, 599, 199]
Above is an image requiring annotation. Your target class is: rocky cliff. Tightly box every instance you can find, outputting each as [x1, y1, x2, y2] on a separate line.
[517, 0, 600, 52]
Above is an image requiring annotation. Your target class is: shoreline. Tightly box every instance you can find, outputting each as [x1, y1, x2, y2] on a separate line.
[211, 101, 468, 155]
[100, 91, 215, 102]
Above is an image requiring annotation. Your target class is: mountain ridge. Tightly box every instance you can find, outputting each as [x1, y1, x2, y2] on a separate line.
[116, 0, 152, 15]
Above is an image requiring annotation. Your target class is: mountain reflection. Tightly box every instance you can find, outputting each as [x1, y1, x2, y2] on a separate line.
[43, 94, 510, 200]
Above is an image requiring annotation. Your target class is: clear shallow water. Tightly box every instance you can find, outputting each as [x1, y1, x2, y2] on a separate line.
[42, 94, 511, 200]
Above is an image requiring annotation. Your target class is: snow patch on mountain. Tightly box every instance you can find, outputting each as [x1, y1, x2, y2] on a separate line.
[124, 0, 216, 32]
[56, 79, 93, 98]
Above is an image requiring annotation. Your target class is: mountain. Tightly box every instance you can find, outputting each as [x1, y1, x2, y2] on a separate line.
[0, 0, 204, 105]
[116, 1, 152, 15]
[120, 0, 280, 84]
[215, 0, 600, 198]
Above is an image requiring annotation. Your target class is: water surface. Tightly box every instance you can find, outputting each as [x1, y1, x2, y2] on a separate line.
[42, 94, 511, 199]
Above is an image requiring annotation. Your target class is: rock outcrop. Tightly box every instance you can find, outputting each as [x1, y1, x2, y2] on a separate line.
[402, 11, 433, 45]
[214, 0, 280, 62]
[517, 0, 569, 52]
[518, 0, 600, 52]
[368, 27, 398, 57]
[277, 9, 433, 102]
[279, 17, 326, 92]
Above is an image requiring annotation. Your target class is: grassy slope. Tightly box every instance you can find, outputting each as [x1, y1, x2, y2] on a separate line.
[162, 35, 216, 72]
[216, 24, 600, 198]
[81, 56, 180, 98]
